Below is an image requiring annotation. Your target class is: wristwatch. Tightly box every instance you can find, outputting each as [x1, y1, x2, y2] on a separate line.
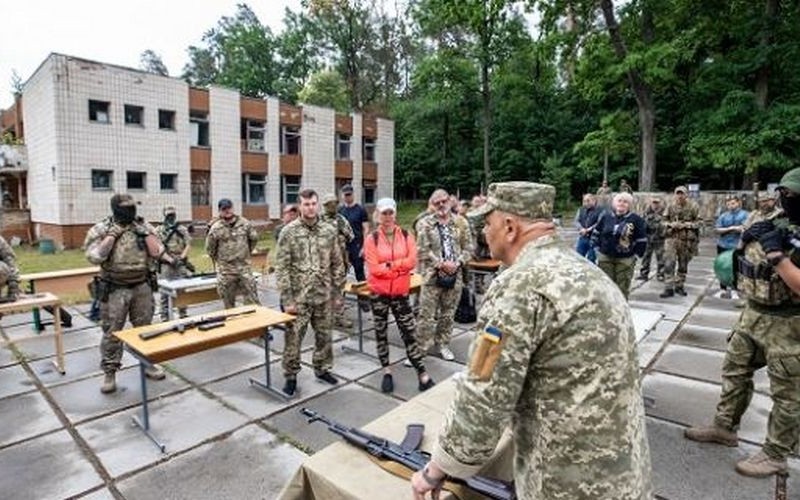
[767, 253, 787, 267]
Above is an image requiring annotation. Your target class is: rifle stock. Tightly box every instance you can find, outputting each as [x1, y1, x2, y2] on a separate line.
[139, 308, 257, 340]
[301, 408, 516, 500]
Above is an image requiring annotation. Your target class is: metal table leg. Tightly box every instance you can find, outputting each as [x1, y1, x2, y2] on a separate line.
[131, 361, 167, 452]
[341, 297, 379, 361]
[250, 326, 295, 400]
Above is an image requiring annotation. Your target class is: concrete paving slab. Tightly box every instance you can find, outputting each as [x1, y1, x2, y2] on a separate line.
[643, 372, 772, 446]
[267, 326, 347, 355]
[638, 319, 678, 369]
[628, 299, 692, 322]
[266, 384, 400, 453]
[328, 337, 407, 379]
[0, 391, 63, 448]
[359, 358, 461, 401]
[166, 341, 268, 385]
[117, 424, 305, 500]
[449, 329, 476, 364]
[203, 364, 330, 419]
[0, 344, 18, 367]
[0, 311, 38, 328]
[684, 307, 741, 330]
[673, 324, 729, 352]
[698, 293, 746, 312]
[648, 417, 800, 500]
[7, 325, 103, 361]
[0, 363, 36, 399]
[0, 430, 103, 499]
[75, 487, 115, 500]
[31, 346, 134, 388]
[652, 344, 770, 394]
[78, 389, 250, 477]
[631, 307, 664, 343]
[48, 366, 190, 424]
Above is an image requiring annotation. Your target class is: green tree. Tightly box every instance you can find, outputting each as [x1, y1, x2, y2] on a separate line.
[139, 50, 169, 76]
[298, 70, 350, 111]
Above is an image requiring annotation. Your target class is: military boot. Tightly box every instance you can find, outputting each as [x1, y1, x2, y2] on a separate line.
[675, 286, 687, 296]
[684, 425, 738, 447]
[636, 274, 649, 281]
[100, 373, 117, 394]
[735, 451, 787, 478]
[659, 288, 674, 298]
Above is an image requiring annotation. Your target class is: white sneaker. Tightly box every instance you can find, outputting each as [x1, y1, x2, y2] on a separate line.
[403, 358, 414, 367]
[440, 346, 455, 361]
[730, 291, 740, 300]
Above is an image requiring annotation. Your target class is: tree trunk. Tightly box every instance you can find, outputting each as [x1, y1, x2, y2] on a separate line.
[599, 0, 657, 191]
[482, 61, 491, 185]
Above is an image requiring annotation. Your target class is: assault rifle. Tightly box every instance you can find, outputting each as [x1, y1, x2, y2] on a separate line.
[140, 307, 257, 340]
[301, 408, 516, 500]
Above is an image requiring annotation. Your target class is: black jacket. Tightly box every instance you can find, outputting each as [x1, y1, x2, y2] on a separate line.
[592, 210, 648, 258]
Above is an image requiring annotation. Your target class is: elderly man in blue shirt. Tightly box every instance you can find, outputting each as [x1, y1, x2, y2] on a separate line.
[714, 195, 749, 299]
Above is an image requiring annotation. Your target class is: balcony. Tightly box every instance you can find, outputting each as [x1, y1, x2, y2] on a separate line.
[0, 144, 27, 171]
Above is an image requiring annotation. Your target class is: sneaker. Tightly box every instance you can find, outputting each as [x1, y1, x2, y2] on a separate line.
[403, 358, 414, 368]
[336, 317, 354, 329]
[730, 291, 740, 300]
[656, 274, 665, 282]
[282, 379, 297, 397]
[381, 374, 394, 393]
[675, 287, 688, 296]
[735, 450, 787, 478]
[418, 377, 436, 392]
[659, 289, 674, 298]
[145, 365, 166, 380]
[316, 371, 339, 385]
[100, 373, 117, 394]
[684, 425, 738, 447]
[440, 346, 455, 362]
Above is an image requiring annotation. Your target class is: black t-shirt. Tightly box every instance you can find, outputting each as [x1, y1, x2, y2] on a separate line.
[339, 203, 369, 248]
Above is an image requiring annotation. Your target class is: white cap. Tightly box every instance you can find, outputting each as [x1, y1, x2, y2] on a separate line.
[376, 198, 397, 213]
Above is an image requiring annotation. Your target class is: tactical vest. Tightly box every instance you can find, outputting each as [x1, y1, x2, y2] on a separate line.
[737, 220, 800, 306]
[102, 225, 150, 285]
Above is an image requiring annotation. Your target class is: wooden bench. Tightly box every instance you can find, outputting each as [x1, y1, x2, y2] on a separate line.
[20, 267, 99, 330]
[0, 292, 66, 373]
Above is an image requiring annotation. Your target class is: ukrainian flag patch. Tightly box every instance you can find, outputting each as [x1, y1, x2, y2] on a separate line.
[481, 325, 502, 343]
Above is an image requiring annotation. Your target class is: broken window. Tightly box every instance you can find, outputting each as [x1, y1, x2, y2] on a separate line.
[242, 174, 267, 204]
[127, 171, 146, 190]
[191, 171, 210, 206]
[336, 133, 351, 160]
[160, 173, 177, 192]
[280, 125, 301, 155]
[89, 100, 110, 123]
[124, 104, 144, 125]
[363, 137, 376, 162]
[190, 111, 210, 147]
[282, 175, 301, 204]
[91, 169, 113, 190]
[241, 119, 265, 152]
[159, 109, 175, 130]
[363, 183, 376, 204]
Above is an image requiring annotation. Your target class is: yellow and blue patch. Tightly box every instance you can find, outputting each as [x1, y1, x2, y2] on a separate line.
[481, 325, 503, 344]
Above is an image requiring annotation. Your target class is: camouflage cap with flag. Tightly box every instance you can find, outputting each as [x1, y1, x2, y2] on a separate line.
[778, 167, 800, 193]
[468, 181, 555, 221]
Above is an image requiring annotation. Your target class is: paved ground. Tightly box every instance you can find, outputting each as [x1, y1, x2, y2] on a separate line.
[1, 231, 797, 499]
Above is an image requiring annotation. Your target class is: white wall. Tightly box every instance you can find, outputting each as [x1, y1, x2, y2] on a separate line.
[351, 113, 363, 204]
[266, 96, 281, 217]
[300, 105, 335, 195]
[208, 86, 242, 215]
[376, 118, 395, 200]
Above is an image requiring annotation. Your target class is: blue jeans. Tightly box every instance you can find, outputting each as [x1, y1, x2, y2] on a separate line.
[576, 236, 596, 263]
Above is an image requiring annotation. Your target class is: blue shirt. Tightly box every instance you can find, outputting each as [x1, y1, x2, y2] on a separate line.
[715, 209, 749, 250]
[339, 203, 369, 249]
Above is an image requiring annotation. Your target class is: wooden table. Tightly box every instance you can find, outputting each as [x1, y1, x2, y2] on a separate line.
[114, 305, 295, 452]
[19, 267, 97, 330]
[466, 259, 502, 298]
[0, 293, 65, 373]
[341, 274, 423, 360]
[157, 272, 263, 320]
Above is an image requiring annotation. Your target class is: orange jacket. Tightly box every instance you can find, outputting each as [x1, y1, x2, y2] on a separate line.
[365, 226, 417, 297]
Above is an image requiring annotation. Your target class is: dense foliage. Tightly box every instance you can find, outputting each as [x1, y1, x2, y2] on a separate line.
[178, 0, 800, 203]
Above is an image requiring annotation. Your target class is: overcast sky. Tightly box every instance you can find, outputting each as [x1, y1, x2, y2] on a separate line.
[0, 0, 303, 109]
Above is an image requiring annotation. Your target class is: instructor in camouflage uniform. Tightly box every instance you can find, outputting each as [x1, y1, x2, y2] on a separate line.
[0, 236, 21, 301]
[416, 189, 472, 361]
[205, 198, 260, 309]
[85, 194, 180, 393]
[659, 185, 700, 297]
[275, 189, 345, 396]
[321, 193, 355, 329]
[157, 205, 191, 320]
[411, 182, 652, 500]
[637, 197, 666, 281]
[685, 168, 800, 477]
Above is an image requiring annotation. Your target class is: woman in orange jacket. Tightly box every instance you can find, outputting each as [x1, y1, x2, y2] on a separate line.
[365, 198, 435, 394]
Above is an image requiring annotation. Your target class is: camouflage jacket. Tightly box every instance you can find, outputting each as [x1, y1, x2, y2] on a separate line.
[157, 223, 190, 256]
[205, 216, 258, 275]
[84, 217, 156, 284]
[643, 206, 666, 241]
[663, 200, 700, 241]
[416, 213, 473, 284]
[431, 234, 652, 499]
[0, 236, 20, 285]
[321, 212, 355, 251]
[744, 206, 783, 229]
[275, 217, 345, 305]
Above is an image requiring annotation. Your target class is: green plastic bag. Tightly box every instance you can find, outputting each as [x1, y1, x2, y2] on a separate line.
[714, 249, 735, 288]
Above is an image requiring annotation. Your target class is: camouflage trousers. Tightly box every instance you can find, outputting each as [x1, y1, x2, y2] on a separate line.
[282, 301, 334, 379]
[216, 270, 260, 309]
[714, 305, 800, 459]
[100, 281, 154, 374]
[372, 295, 426, 373]
[159, 263, 190, 321]
[597, 254, 636, 300]
[639, 237, 665, 278]
[0, 261, 12, 286]
[417, 281, 461, 352]
[663, 239, 694, 288]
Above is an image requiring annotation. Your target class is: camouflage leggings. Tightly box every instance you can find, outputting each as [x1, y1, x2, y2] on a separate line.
[100, 282, 154, 374]
[372, 295, 426, 373]
[715, 306, 800, 459]
[216, 272, 260, 309]
[282, 301, 334, 378]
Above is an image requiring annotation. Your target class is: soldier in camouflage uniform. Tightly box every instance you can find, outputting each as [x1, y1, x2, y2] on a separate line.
[0, 236, 21, 301]
[659, 185, 700, 297]
[685, 168, 800, 477]
[205, 198, 260, 309]
[85, 194, 181, 393]
[411, 181, 652, 500]
[744, 191, 781, 228]
[275, 189, 345, 396]
[416, 189, 473, 361]
[637, 197, 666, 281]
[157, 205, 191, 320]
[321, 193, 355, 329]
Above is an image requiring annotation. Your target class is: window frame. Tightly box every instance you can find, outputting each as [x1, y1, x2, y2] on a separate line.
[126, 171, 147, 191]
[190, 111, 210, 147]
[336, 133, 351, 160]
[282, 175, 301, 204]
[91, 169, 113, 190]
[160, 173, 178, 192]
[363, 137, 376, 162]
[280, 125, 301, 155]
[242, 173, 267, 205]
[158, 109, 176, 130]
[124, 104, 144, 126]
[88, 100, 111, 123]
[363, 183, 376, 204]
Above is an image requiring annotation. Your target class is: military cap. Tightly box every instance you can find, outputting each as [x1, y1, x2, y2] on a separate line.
[778, 167, 800, 193]
[340, 184, 354, 194]
[163, 205, 177, 215]
[218, 198, 233, 209]
[322, 193, 338, 205]
[757, 191, 778, 200]
[674, 185, 688, 194]
[468, 181, 555, 221]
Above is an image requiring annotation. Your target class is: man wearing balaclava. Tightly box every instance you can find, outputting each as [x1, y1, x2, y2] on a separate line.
[84, 194, 180, 394]
[157, 205, 192, 320]
[685, 168, 800, 478]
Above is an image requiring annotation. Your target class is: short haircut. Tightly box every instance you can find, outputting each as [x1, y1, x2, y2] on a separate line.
[613, 192, 634, 204]
[429, 188, 449, 203]
[583, 193, 596, 202]
[299, 189, 318, 201]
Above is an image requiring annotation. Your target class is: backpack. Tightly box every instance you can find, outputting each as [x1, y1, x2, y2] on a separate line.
[736, 218, 800, 306]
[454, 287, 477, 323]
[372, 228, 409, 245]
